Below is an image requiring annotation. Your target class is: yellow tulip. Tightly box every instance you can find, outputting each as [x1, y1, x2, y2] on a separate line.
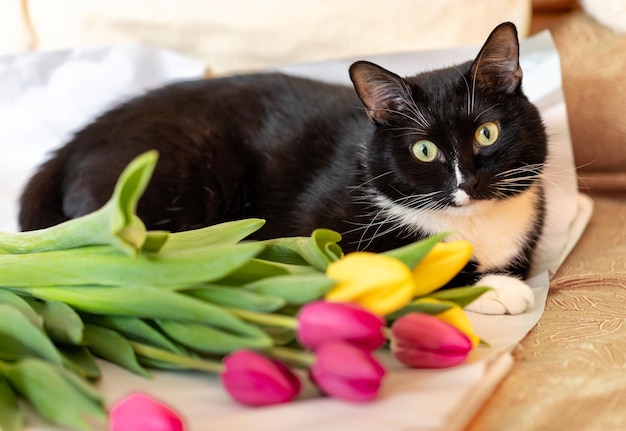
[325, 252, 415, 316]
[416, 298, 480, 347]
[412, 240, 473, 296]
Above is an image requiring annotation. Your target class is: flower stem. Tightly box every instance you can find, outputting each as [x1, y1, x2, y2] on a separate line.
[224, 307, 298, 330]
[131, 342, 225, 374]
[266, 346, 315, 369]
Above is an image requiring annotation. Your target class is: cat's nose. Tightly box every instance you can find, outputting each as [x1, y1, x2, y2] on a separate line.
[459, 176, 479, 196]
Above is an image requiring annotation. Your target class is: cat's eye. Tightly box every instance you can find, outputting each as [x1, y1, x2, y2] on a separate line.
[411, 140, 439, 162]
[474, 122, 500, 147]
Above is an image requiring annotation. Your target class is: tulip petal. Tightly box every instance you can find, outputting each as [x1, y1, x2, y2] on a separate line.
[221, 350, 301, 406]
[297, 301, 385, 351]
[391, 313, 472, 369]
[417, 298, 480, 347]
[310, 342, 385, 402]
[325, 252, 415, 315]
[355, 278, 415, 316]
[110, 393, 184, 431]
[412, 241, 473, 296]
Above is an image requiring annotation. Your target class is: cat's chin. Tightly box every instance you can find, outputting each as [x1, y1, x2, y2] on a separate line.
[447, 198, 494, 215]
[452, 189, 472, 206]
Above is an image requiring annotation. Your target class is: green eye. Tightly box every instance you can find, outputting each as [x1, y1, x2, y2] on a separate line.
[411, 140, 439, 162]
[475, 121, 499, 147]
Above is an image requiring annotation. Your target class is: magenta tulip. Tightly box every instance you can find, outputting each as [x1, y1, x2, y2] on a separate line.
[309, 341, 386, 402]
[109, 393, 184, 431]
[296, 301, 385, 351]
[390, 312, 472, 369]
[221, 350, 301, 406]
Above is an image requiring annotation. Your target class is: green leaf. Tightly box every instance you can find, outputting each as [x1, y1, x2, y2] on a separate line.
[25, 298, 84, 345]
[4, 359, 106, 431]
[160, 218, 266, 251]
[383, 232, 448, 268]
[60, 346, 101, 380]
[0, 151, 157, 256]
[259, 228, 343, 271]
[0, 304, 63, 365]
[244, 274, 335, 305]
[141, 230, 170, 253]
[0, 289, 43, 328]
[426, 286, 492, 308]
[83, 324, 149, 377]
[184, 285, 286, 312]
[386, 301, 454, 321]
[0, 242, 263, 287]
[309, 229, 344, 266]
[157, 320, 272, 355]
[26, 285, 264, 338]
[216, 258, 294, 285]
[0, 376, 22, 431]
[84, 315, 184, 354]
[157, 320, 273, 355]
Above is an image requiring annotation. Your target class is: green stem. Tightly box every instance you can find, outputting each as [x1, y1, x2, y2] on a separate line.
[266, 346, 315, 369]
[225, 307, 299, 330]
[130, 342, 225, 374]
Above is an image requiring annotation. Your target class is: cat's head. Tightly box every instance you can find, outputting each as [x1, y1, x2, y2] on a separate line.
[349, 22, 547, 212]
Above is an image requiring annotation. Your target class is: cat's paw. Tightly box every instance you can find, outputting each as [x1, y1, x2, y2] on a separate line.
[464, 274, 534, 315]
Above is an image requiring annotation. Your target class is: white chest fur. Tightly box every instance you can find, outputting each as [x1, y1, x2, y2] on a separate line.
[374, 184, 542, 272]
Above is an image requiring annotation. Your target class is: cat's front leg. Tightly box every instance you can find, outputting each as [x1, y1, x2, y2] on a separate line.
[463, 274, 534, 315]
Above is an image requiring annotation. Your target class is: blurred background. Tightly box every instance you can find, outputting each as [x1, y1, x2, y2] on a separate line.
[0, 0, 536, 75]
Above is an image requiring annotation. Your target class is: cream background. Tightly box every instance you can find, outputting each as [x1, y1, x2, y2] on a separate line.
[1, 0, 531, 74]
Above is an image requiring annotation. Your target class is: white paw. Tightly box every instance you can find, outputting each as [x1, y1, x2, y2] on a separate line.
[464, 274, 534, 315]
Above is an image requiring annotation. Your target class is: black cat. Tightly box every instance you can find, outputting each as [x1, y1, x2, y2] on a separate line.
[19, 22, 547, 314]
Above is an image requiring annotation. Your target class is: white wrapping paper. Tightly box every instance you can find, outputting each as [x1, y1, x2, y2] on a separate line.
[0, 31, 591, 431]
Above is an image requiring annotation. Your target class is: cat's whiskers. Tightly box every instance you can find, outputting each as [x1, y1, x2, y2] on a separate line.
[374, 106, 430, 131]
[404, 89, 431, 130]
[348, 170, 394, 190]
[470, 48, 486, 114]
[536, 162, 579, 203]
[488, 164, 546, 199]
[386, 126, 429, 137]
[473, 106, 497, 122]
[345, 188, 445, 250]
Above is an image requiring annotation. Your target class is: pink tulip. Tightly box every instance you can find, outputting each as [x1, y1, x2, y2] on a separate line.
[297, 301, 385, 351]
[390, 312, 472, 369]
[221, 350, 301, 406]
[309, 341, 386, 402]
[109, 393, 184, 431]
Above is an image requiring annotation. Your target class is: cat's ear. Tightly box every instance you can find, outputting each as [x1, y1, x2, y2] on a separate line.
[471, 22, 523, 94]
[349, 61, 412, 124]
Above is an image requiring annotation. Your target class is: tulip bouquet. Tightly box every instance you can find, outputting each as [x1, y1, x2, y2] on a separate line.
[0, 152, 489, 431]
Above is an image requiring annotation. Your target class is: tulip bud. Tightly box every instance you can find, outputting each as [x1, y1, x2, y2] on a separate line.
[296, 301, 385, 351]
[412, 241, 473, 296]
[325, 252, 415, 315]
[390, 313, 472, 368]
[310, 341, 386, 402]
[417, 298, 480, 347]
[221, 350, 301, 406]
[110, 393, 184, 431]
